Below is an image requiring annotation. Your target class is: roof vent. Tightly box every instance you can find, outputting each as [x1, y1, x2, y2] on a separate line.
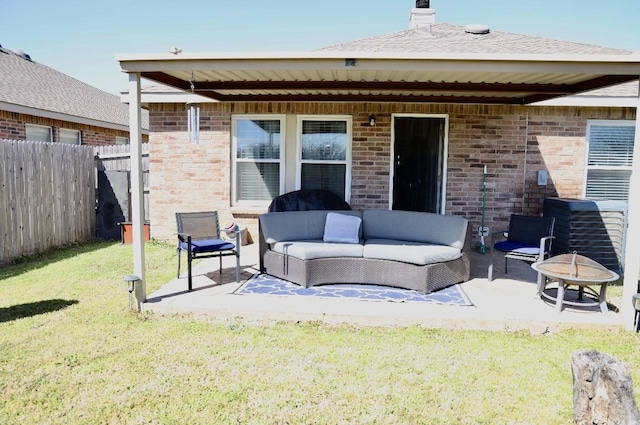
[13, 50, 32, 61]
[416, 0, 430, 7]
[464, 24, 490, 35]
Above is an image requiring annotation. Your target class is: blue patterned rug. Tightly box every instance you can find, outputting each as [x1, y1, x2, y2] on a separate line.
[234, 274, 473, 306]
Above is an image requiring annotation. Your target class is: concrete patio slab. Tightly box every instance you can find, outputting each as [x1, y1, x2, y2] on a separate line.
[144, 242, 624, 332]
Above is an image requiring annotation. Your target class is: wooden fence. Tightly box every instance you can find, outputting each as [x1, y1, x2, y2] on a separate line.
[0, 139, 95, 262]
[94, 144, 150, 221]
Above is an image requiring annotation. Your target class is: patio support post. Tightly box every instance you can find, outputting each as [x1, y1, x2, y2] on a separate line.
[621, 76, 640, 330]
[128, 72, 147, 303]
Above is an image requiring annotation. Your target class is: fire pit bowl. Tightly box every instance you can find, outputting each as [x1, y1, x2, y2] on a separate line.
[532, 252, 619, 313]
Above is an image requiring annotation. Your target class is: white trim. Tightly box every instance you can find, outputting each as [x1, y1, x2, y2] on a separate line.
[533, 96, 638, 108]
[123, 90, 214, 105]
[390, 114, 449, 214]
[586, 119, 637, 127]
[0, 101, 148, 134]
[116, 51, 640, 64]
[128, 72, 146, 305]
[231, 114, 286, 207]
[117, 53, 640, 90]
[621, 77, 640, 329]
[583, 119, 636, 199]
[295, 115, 353, 203]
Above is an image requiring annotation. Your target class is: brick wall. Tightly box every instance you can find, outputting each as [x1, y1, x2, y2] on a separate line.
[146, 102, 636, 245]
[149, 104, 233, 240]
[0, 110, 145, 146]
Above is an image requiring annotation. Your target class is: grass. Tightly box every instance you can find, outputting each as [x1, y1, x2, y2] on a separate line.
[1, 241, 639, 424]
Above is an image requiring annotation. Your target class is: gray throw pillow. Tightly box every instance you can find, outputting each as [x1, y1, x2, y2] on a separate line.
[323, 212, 361, 244]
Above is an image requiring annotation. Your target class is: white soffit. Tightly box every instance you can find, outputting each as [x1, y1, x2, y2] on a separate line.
[117, 51, 640, 105]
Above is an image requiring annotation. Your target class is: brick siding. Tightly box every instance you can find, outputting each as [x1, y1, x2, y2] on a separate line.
[146, 102, 636, 245]
[0, 110, 145, 146]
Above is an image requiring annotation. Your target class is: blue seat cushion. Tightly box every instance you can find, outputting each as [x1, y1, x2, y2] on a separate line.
[180, 238, 235, 253]
[494, 241, 538, 254]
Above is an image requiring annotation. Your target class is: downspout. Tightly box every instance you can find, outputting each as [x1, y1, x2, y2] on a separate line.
[621, 76, 640, 330]
[128, 72, 147, 303]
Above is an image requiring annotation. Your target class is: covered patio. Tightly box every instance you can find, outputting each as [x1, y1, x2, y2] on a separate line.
[118, 50, 640, 329]
[143, 242, 625, 331]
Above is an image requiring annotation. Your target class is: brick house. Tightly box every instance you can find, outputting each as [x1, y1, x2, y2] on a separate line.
[0, 46, 149, 145]
[117, 5, 640, 325]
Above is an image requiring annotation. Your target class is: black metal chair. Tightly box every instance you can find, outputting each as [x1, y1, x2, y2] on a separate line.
[176, 211, 240, 291]
[488, 215, 555, 288]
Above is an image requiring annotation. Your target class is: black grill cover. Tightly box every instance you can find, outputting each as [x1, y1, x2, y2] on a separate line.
[268, 190, 351, 212]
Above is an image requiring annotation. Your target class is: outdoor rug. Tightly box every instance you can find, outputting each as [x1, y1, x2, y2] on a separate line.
[234, 274, 473, 306]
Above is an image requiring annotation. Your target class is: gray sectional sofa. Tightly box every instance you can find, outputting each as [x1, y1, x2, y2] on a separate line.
[258, 209, 470, 294]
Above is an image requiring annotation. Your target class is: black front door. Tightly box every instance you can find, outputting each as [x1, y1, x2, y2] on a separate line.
[392, 116, 445, 213]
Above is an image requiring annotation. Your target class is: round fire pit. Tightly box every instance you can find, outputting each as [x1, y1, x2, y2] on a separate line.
[531, 252, 619, 313]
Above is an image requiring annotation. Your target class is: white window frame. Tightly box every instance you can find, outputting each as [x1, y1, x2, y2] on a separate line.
[584, 119, 636, 201]
[25, 124, 52, 142]
[231, 114, 286, 207]
[295, 115, 352, 203]
[115, 136, 129, 145]
[59, 128, 81, 145]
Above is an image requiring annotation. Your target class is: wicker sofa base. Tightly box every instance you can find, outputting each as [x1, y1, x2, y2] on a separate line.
[263, 250, 470, 294]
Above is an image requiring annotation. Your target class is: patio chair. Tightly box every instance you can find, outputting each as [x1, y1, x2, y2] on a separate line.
[176, 211, 240, 291]
[488, 215, 555, 289]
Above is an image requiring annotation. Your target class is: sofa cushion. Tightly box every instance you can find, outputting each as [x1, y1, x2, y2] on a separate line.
[323, 212, 362, 244]
[271, 240, 364, 260]
[260, 210, 363, 243]
[362, 209, 468, 249]
[363, 239, 462, 266]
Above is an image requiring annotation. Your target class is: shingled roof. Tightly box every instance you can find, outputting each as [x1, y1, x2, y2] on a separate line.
[128, 16, 639, 105]
[315, 22, 638, 100]
[0, 46, 148, 130]
[316, 22, 634, 56]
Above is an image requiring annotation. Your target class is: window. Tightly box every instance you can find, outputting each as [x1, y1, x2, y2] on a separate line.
[25, 124, 52, 142]
[298, 116, 351, 200]
[585, 120, 636, 201]
[116, 136, 129, 145]
[59, 129, 81, 145]
[232, 116, 284, 205]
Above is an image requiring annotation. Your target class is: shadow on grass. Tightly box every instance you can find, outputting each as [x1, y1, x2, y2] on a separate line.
[0, 240, 117, 280]
[0, 299, 79, 323]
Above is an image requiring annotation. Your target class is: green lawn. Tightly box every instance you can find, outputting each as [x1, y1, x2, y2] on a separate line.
[0, 241, 638, 424]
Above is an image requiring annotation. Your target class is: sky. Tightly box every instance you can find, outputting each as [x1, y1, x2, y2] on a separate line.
[2, 0, 639, 95]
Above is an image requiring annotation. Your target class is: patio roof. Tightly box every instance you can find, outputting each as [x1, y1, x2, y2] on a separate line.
[117, 50, 640, 330]
[117, 51, 640, 105]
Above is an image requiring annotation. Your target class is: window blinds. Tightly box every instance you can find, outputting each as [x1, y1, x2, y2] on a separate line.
[586, 124, 635, 201]
[588, 126, 634, 167]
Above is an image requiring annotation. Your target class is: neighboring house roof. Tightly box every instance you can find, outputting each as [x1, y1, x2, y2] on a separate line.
[0, 46, 149, 131]
[316, 22, 633, 55]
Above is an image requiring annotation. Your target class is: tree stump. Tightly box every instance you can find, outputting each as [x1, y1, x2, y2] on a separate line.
[572, 350, 640, 425]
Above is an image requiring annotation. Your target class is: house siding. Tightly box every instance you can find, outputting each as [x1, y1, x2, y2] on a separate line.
[0, 110, 146, 146]
[147, 102, 635, 245]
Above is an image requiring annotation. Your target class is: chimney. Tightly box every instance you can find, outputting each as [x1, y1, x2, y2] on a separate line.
[410, 0, 436, 32]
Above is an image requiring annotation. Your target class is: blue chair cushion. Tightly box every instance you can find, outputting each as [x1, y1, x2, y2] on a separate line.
[180, 238, 235, 253]
[494, 240, 538, 254]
